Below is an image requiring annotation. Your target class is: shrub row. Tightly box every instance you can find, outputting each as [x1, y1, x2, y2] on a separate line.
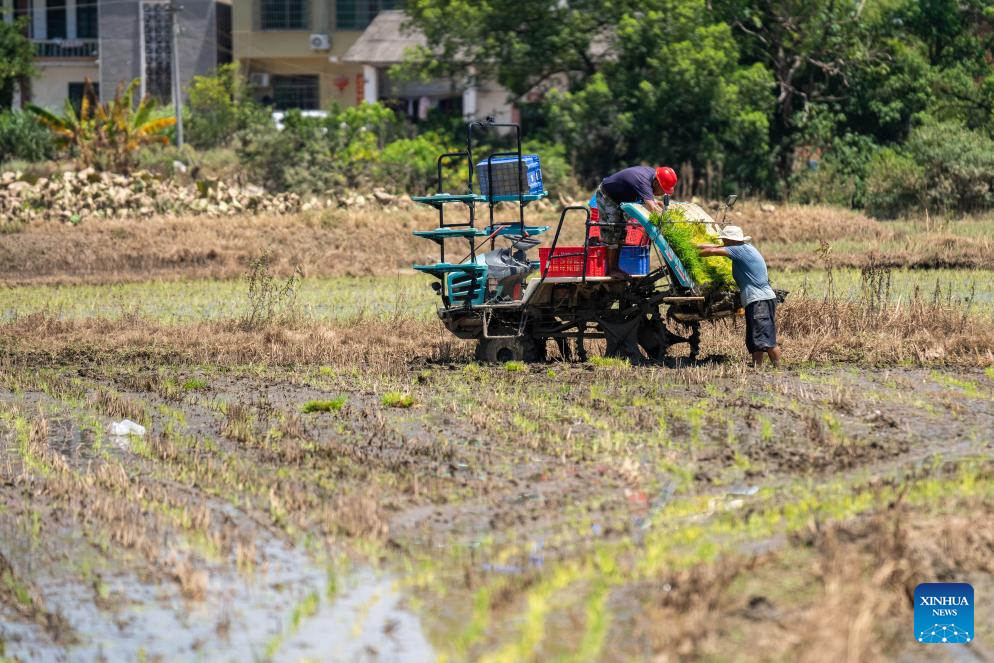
[792, 120, 994, 218]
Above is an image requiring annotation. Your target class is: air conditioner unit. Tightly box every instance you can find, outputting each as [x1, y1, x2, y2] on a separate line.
[248, 72, 271, 88]
[309, 33, 331, 51]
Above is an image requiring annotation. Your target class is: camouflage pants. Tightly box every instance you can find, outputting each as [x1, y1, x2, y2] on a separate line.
[595, 186, 626, 247]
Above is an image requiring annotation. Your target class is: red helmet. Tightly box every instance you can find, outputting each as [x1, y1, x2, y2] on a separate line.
[656, 166, 677, 195]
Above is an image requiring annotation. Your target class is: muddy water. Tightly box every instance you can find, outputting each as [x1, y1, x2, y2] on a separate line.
[2, 535, 433, 662]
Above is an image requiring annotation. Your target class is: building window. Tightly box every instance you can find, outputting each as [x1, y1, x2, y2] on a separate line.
[77, 0, 98, 39]
[261, 0, 308, 30]
[68, 82, 99, 114]
[272, 75, 319, 110]
[336, 0, 397, 30]
[14, 0, 33, 38]
[46, 0, 67, 39]
[142, 2, 173, 103]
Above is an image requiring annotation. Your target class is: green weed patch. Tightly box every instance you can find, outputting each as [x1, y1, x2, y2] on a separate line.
[301, 397, 347, 413]
[381, 392, 415, 408]
[182, 378, 209, 392]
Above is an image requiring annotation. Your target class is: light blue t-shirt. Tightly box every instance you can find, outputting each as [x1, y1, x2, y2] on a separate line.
[724, 244, 776, 307]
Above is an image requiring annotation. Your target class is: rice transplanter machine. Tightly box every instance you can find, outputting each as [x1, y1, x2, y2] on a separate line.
[411, 119, 740, 363]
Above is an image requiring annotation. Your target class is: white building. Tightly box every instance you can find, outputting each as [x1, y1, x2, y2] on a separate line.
[340, 10, 514, 124]
[1, 0, 229, 110]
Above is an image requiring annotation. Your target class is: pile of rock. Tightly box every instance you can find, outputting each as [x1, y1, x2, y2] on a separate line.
[0, 169, 306, 224]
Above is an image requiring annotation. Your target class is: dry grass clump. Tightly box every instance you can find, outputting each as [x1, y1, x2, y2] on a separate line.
[633, 556, 758, 659]
[774, 293, 994, 365]
[3, 287, 993, 369]
[899, 231, 994, 270]
[784, 497, 994, 662]
[0, 551, 75, 643]
[0, 311, 457, 373]
[0, 206, 445, 286]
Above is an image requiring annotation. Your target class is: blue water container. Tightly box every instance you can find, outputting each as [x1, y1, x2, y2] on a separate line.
[619, 246, 650, 276]
[476, 155, 543, 197]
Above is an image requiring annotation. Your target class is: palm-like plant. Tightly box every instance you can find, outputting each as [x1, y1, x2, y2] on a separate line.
[28, 78, 176, 172]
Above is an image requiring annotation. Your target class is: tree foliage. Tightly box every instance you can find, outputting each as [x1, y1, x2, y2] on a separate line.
[0, 18, 34, 110]
[396, 0, 623, 96]
[186, 63, 267, 149]
[0, 110, 54, 163]
[402, 0, 994, 213]
[28, 79, 176, 173]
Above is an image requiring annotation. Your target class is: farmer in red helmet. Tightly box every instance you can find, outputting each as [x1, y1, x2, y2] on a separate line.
[596, 166, 678, 277]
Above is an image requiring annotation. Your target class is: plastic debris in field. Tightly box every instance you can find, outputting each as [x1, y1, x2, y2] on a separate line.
[108, 419, 146, 437]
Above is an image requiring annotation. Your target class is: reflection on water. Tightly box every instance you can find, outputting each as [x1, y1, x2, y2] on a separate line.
[1, 529, 433, 662]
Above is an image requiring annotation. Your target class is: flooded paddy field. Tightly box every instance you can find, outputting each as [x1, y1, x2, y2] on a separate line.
[3, 208, 994, 661]
[4, 267, 994, 324]
[1, 295, 993, 661]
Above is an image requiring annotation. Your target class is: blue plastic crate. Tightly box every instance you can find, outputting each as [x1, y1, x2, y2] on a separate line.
[476, 154, 543, 198]
[619, 245, 650, 276]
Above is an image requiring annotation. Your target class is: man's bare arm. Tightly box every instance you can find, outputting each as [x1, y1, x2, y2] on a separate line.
[644, 199, 663, 213]
[696, 245, 730, 257]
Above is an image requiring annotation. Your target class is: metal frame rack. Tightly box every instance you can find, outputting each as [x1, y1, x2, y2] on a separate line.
[411, 118, 549, 308]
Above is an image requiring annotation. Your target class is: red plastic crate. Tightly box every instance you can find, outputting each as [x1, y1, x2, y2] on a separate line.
[539, 246, 607, 277]
[625, 223, 649, 246]
[587, 218, 648, 245]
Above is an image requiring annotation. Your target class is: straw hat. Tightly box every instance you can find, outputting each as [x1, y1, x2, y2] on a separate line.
[718, 225, 751, 243]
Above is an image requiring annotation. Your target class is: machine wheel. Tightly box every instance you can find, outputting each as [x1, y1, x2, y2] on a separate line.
[475, 336, 537, 363]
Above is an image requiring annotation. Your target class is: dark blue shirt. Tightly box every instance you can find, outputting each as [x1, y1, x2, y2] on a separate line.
[601, 166, 656, 204]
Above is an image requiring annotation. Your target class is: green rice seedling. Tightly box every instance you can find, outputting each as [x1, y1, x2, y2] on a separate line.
[759, 417, 774, 443]
[576, 580, 611, 661]
[182, 377, 209, 392]
[650, 208, 735, 289]
[381, 392, 414, 408]
[589, 356, 628, 369]
[504, 360, 526, 372]
[301, 397, 347, 413]
[931, 371, 981, 397]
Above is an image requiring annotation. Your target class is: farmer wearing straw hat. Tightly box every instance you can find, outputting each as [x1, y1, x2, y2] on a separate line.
[596, 166, 678, 277]
[698, 226, 781, 368]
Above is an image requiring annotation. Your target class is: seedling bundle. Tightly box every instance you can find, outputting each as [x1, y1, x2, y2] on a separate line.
[650, 208, 736, 290]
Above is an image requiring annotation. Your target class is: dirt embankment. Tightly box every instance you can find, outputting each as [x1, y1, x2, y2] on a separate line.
[0, 208, 444, 286]
[2, 202, 991, 286]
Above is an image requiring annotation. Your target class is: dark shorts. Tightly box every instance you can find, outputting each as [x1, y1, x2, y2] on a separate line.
[745, 298, 778, 353]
